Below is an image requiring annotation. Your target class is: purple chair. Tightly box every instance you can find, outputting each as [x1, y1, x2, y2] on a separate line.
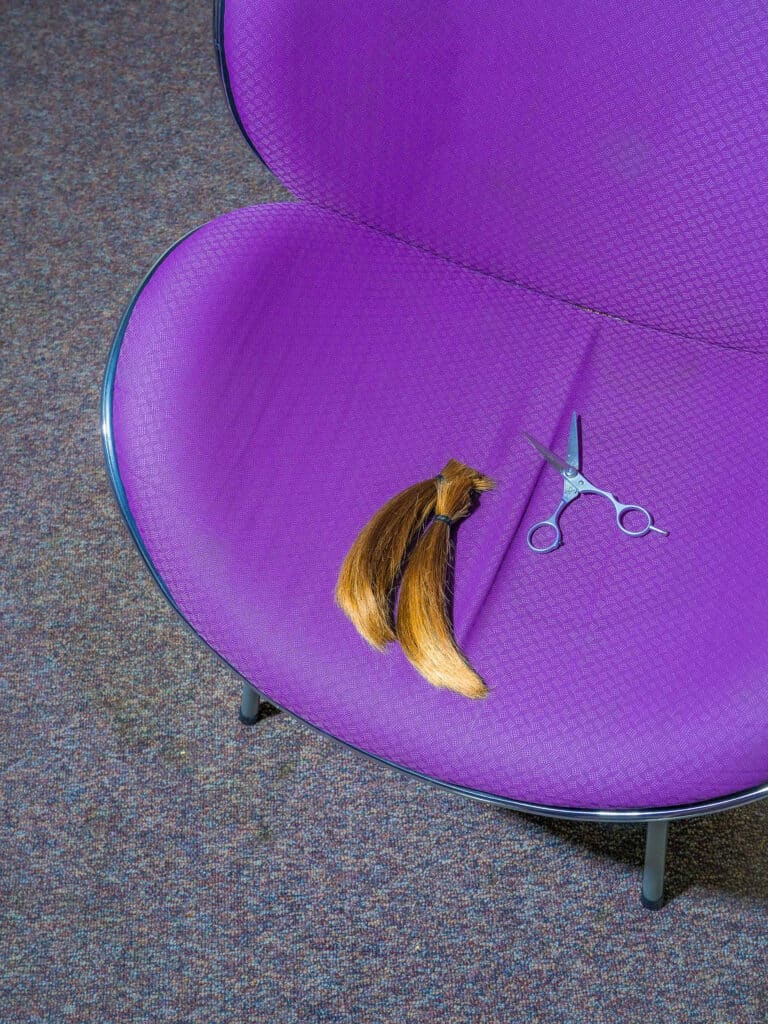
[101, 1, 768, 909]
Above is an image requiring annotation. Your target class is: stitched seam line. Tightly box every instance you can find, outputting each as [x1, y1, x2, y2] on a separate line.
[306, 197, 768, 359]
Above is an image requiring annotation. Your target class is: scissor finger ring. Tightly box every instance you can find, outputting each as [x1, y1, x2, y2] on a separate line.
[615, 503, 654, 537]
[527, 519, 562, 553]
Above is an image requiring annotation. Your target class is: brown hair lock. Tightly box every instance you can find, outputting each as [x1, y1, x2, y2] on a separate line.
[395, 459, 494, 698]
[335, 458, 494, 698]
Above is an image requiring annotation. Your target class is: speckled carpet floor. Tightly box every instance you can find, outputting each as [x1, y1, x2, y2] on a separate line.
[2, 2, 767, 1021]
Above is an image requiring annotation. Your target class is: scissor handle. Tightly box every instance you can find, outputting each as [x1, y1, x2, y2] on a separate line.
[526, 498, 569, 553]
[614, 502, 654, 537]
[526, 519, 562, 553]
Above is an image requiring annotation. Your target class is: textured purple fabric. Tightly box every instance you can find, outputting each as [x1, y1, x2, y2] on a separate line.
[112, 203, 768, 810]
[223, 0, 768, 353]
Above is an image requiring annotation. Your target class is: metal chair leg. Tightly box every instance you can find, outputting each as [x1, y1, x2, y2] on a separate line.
[640, 820, 669, 909]
[238, 681, 261, 726]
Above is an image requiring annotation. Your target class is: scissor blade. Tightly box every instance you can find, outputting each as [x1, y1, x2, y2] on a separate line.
[566, 412, 581, 472]
[523, 433, 572, 475]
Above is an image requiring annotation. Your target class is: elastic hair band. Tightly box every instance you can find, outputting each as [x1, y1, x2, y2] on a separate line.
[432, 514, 455, 525]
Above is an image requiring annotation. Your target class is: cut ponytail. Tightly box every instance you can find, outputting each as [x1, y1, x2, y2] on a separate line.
[396, 460, 494, 698]
[335, 458, 494, 698]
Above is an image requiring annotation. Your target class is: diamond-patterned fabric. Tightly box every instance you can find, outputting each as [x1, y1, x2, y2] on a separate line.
[111, 203, 768, 810]
[223, 0, 768, 353]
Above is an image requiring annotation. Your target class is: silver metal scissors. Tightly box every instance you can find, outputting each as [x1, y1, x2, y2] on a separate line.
[524, 412, 668, 553]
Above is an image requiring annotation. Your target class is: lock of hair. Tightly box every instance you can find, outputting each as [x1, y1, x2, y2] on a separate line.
[395, 459, 494, 698]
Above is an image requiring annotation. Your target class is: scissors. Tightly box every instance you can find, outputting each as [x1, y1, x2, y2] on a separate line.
[524, 412, 668, 553]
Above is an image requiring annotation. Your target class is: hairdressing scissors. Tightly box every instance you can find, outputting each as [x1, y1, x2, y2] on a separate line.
[524, 412, 668, 553]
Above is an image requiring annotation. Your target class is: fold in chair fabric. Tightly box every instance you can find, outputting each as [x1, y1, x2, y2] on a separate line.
[106, 1, 768, 816]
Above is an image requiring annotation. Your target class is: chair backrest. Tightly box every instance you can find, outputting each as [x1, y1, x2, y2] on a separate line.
[220, 0, 768, 352]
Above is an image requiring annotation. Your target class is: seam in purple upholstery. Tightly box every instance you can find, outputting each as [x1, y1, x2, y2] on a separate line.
[301, 199, 768, 360]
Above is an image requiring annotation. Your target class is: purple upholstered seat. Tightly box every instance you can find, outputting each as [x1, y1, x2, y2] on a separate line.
[106, 2, 768, 812]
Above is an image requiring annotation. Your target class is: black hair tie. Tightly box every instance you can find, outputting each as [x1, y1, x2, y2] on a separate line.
[433, 514, 455, 525]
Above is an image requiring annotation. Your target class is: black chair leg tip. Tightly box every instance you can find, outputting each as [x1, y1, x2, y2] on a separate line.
[640, 894, 665, 911]
[238, 710, 261, 726]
